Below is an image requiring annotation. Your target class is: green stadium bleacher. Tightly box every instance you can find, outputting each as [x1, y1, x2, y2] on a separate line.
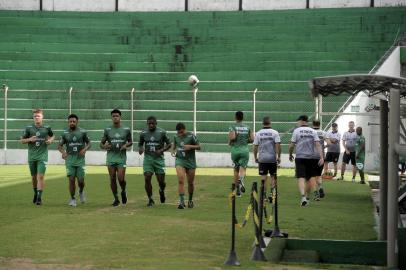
[0, 7, 405, 152]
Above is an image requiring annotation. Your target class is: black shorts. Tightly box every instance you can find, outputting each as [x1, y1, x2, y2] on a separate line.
[342, 151, 356, 165]
[315, 163, 324, 177]
[325, 152, 340, 163]
[295, 158, 319, 180]
[258, 163, 277, 176]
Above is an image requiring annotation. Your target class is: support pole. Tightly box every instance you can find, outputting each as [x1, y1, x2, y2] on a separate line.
[131, 88, 135, 152]
[271, 175, 284, 238]
[69, 87, 73, 114]
[253, 88, 257, 132]
[387, 89, 400, 268]
[3, 85, 8, 151]
[193, 86, 198, 135]
[379, 99, 388, 241]
[258, 179, 266, 248]
[224, 183, 240, 266]
[251, 182, 267, 261]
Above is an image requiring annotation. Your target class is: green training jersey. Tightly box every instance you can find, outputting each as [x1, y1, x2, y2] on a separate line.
[229, 122, 251, 149]
[355, 135, 365, 160]
[59, 128, 90, 166]
[101, 126, 132, 163]
[139, 127, 170, 158]
[22, 124, 54, 162]
[173, 132, 199, 162]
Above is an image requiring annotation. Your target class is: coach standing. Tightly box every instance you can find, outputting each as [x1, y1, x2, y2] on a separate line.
[253, 116, 281, 201]
[288, 115, 324, 207]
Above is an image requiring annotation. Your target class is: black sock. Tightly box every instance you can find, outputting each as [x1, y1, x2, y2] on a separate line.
[188, 193, 193, 201]
[33, 188, 37, 195]
[119, 181, 126, 192]
[113, 192, 118, 201]
[159, 182, 166, 192]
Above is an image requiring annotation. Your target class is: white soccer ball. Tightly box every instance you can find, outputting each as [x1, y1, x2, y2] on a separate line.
[188, 75, 199, 86]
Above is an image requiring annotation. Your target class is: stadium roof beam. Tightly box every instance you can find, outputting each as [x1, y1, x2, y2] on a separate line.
[309, 74, 406, 269]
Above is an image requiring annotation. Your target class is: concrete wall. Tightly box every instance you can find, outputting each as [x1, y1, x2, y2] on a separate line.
[375, 0, 406, 6]
[310, 0, 370, 8]
[189, 0, 239, 11]
[42, 0, 115, 12]
[243, 0, 306, 10]
[375, 46, 401, 77]
[0, 0, 38, 10]
[119, 0, 184, 12]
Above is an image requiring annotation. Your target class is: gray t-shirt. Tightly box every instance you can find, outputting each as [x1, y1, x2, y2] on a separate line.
[325, 131, 341, 153]
[291, 126, 320, 159]
[342, 130, 357, 152]
[312, 128, 325, 159]
[253, 128, 281, 163]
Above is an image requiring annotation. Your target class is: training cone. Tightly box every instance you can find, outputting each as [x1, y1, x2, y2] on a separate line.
[224, 250, 241, 266]
[251, 245, 267, 261]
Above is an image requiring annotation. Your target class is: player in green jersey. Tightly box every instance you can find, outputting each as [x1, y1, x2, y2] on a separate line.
[20, 109, 55, 205]
[355, 127, 366, 184]
[139, 116, 171, 207]
[171, 123, 201, 209]
[228, 111, 254, 197]
[100, 109, 133, 207]
[58, 114, 91, 207]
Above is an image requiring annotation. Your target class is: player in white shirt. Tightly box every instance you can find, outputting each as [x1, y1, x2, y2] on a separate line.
[340, 121, 357, 181]
[324, 123, 341, 179]
[311, 120, 326, 200]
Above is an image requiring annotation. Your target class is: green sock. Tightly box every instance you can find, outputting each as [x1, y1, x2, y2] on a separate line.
[179, 193, 185, 204]
[188, 193, 193, 201]
[33, 188, 37, 195]
[113, 192, 118, 200]
[37, 190, 43, 199]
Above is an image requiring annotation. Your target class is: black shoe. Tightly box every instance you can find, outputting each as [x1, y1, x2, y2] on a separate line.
[360, 180, 366, 184]
[313, 191, 320, 201]
[111, 199, 120, 207]
[159, 190, 166, 203]
[36, 198, 42, 206]
[147, 199, 155, 207]
[121, 191, 127, 205]
[178, 202, 185, 209]
[188, 200, 194, 209]
[319, 188, 325, 198]
[33, 194, 37, 204]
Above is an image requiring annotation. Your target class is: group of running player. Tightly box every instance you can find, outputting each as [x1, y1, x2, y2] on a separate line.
[21, 108, 365, 208]
[228, 112, 366, 207]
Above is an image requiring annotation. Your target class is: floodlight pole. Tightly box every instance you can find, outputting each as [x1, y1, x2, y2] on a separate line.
[315, 95, 322, 126]
[3, 85, 8, 152]
[387, 88, 400, 268]
[379, 99, 388, 241]
[69, 87, 73, 114]
[253, 88, 257, 132]
[193, 85, 198, 135]
[131, 88, 135, 152]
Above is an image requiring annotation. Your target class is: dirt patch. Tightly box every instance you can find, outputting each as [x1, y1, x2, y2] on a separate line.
[0, 257, 94, 270]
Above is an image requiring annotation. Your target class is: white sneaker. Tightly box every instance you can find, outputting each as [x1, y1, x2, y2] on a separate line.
[300, 197, 308, 207]
[352, 178, 355, 183]
[79, 192, 86, 204]
[69, 199, 77, 207]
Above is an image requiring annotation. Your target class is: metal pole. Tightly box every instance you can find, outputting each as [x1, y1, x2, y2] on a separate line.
[315, 96, 319, 121]
[253, 88, 257, 132]
[4, 85, 8, 151]
[224, 183, 240, 266]
[319, 95, 323, 128]
[193, 87, 198, 135]
[387, 88, 400, 268]
[379, 99, 388, 241]
[251, 181, 267, 261]
[258, 179, 266, 248]
[271, 175, 284, 238]
[131, 88, 135, 152]
[69, 87, 73, 114]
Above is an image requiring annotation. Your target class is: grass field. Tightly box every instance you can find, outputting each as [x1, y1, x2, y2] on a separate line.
[0, 165, 378, 270]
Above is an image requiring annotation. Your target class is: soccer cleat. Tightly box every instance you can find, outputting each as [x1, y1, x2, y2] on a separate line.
[159, 190, 166, 203]
[111, 199, 120, 207]
[69, 199, 77, 207]
[188, 200, 194, 209]
[239, 179, 246, 193]
[147, 198, 155, 207]
[300, 197, 308, 207]
[121, 191, 127, 205]
[313, 191, 320, 201]
[319, 188, 325, 198]
[178, 202, 186, 209]
[36, 198, 42, 206]
[33, 194, 37, 204]
[79, 192, 86, 204]
[360, 180, 366, 184]
[339, 175, 344, 181]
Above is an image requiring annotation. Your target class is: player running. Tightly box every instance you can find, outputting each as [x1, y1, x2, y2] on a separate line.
[288, 115, 324, 207]
[228, 111, 254, 197]
[58, 114, 91, 207]
[253, 116, 281, 202]
[100, 109, 132, 207]
[340, 121, 357, 181]
[171, 123, 201, 209]
[20, 109, 54, 205]
[323, 123, 341, 179]
[311, 120, 326, 200]
[355, 127, 366, 184]
[138, 116, 171, 207]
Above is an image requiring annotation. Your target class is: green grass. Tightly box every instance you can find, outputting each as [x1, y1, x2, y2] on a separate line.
[0, 165, 377, 270]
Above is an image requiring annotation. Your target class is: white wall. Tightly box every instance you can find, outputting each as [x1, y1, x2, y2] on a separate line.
[119, 0, 184, 12]
[0, 0, 38, 10]
[244, 0, 306, 10]
[310, 0, 370, 8]
[375, 0, 406, 6]
[375, 46, 401, 77]
[189, 0, 239, 11]
[42, 0, 115, 12]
